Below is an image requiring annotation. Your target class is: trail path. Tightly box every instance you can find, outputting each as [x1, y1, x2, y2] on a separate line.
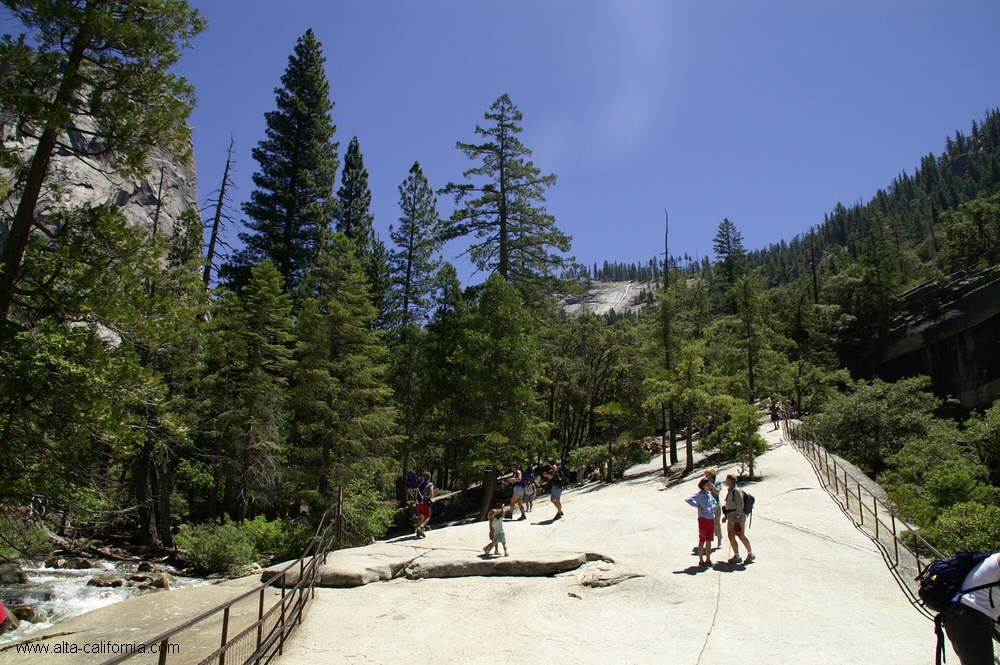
[278, 425, 953, 664]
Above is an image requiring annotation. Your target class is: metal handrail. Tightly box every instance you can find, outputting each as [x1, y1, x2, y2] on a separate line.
[788, 427, 1000, 662]
[100, 486, 357, 665]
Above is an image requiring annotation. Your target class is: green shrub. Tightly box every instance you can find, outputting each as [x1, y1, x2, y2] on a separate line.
[175, 520, 259, 575]
[341, 479, 395, 544]
[243, 516, 313, 562]
[0, 513, 53, 563]
[924, 502, 1000, 555]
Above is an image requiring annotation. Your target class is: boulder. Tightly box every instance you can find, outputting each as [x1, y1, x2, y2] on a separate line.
[43, 556, 66, 569]
[63, 557, 99, 570]
[0, 612, 19, 635]
[88, 575, 125, 588]
[137, 561, 162, 573]
[0, 564, 28, 584]
[12, 606, 36, 622]
[404, 550, 588, 580]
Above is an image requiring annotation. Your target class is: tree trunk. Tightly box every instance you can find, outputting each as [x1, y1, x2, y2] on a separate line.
[669, 406, 678, 465]
[158, 443, 173, 548]
[684, 403, 694, 474]
[203, 138, 235, 287]
[133, 442, 160, 546]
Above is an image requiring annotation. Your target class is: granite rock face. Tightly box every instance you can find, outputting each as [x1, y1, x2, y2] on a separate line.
[0, 115, 199, 245]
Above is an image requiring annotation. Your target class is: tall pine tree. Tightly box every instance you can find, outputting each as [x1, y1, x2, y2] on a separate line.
[222, 29, 339, 293]
[442, 93, 572, 287]
[336, 136, 393, 324]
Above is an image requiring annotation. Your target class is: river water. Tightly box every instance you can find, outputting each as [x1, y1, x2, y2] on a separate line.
[0, 561, 211, 646]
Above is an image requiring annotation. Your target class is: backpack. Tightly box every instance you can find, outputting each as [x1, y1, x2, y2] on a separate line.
[916, 550, 999, 665]
[405, 471, 420, 489]
[417, 479, 432, 503]
[727, 486, 755, 527]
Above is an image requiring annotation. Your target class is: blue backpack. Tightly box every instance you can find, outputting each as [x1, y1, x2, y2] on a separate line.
[916, 550, 999, 665]
[405, 471, 420, 489]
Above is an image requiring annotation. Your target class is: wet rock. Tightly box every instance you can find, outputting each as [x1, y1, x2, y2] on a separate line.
[137, 561, 162, 572]
[127, 572, 174, 589]
[12, 606, 36, 622]
[44, 556, 67, 569]
[88, 575, 125, 588]
[0, 564, 28, 584]
[0, 612, 19, 635]
[64, 557, 99, 569]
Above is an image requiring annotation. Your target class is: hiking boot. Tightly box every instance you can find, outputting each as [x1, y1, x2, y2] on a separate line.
[518, 515, 527, 520]
[730, 554, 742, 564]
[744, 553, 755, 564]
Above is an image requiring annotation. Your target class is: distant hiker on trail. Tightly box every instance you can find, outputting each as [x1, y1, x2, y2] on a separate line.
[509, 462, 527, 520]
[544, 458, 565, 520]
[769, 398, 780, 431]
[722, 474, 754, 564]
[944, 551, 1000, 665]
[415, 472, 433, 538]
[523, 466, 536, 512]
[703, 468, 723, 548]
[483, 508, 508, 556]
[686, 477, 718, 567]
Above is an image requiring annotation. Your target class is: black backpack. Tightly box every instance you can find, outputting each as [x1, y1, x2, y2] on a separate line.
[916, 550, 999, 665]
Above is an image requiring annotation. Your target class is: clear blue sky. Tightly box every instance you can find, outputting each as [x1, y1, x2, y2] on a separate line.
[179, 1, 1000, 279]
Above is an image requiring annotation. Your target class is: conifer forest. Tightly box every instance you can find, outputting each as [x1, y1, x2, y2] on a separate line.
[1, 4, 999, 572]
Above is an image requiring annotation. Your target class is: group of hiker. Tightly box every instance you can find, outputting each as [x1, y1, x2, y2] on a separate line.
[685, 467, 754, 567]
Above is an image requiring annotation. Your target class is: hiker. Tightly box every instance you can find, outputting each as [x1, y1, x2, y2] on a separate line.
[685, 477, 718, 567]
[523, 466, 536, 512]
[703, 468, 723, 548]
[722, 474, 754, 564]
[483, 508, 508, 556]
[544, 458, 565, 519]
[509, 462, 527, 520]
[944, 551, 1000, 665]
[415, 471, 433, 537]
[769, 398, 780, 431]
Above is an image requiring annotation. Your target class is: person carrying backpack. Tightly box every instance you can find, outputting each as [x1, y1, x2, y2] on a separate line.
[722, 474, 754, 564]
[938, 551, 1000, 665]
[415, 472, 433, 538]
[543, 458, 565, 520]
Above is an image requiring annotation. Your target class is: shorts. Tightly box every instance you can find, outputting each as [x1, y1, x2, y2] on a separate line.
[513, 485, 524, 497]
[698, 517, 715, 543]
[416, 502, 431, 518]
[491, 531, 507, 544]
[727, 515, 744, 535]
[550, 485, 563, 500]
[944, 604, 995, 665]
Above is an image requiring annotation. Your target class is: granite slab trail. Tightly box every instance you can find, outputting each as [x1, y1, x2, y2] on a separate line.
[278, 424, 956, 665]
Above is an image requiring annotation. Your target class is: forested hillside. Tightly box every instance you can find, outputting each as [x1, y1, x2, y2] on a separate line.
[1, 4, 997, 575]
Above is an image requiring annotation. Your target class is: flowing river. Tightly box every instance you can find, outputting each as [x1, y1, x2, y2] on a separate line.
[0, 561, 211, 646]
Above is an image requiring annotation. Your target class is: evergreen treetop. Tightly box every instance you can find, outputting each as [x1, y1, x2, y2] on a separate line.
[222, 28, 339, 293]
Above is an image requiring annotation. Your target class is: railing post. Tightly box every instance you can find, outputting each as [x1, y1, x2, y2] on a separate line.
[873, 498, 879, 539]
[337, 485, 344, 552]
[833, 459, 839, 495]
[219, 606, 230, 665]
[857, 481, 864, 525]
[157, 638, 170, 665]
[256, 586, 265, 657]
[892, 514, 899, 566]
[279, 572, 287, 656]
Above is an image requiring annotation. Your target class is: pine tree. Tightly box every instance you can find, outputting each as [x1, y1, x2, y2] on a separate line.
[336, 136, 393, 324]
[390, 162, 445, 327]
[442, 93, 572, 287]
[712, 218, 748, 312]
[0, 0, 205, 317]
[222, 29, 339, 293]
[290, 232, 397, 505]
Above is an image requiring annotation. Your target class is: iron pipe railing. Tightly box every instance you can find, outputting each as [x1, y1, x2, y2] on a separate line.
[787, 426, 999, 662]
[99, 489, 364, 665]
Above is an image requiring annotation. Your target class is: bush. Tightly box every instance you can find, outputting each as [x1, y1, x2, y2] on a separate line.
[924, 502, 1000, 555]
[0, 512, 53, 563]
[341, 479, 395, 544]
[243, 516, 313, 563]
[175, 520, 259, 575]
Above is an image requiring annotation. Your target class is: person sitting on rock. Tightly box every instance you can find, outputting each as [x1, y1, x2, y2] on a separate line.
[483, 508, 508, 556]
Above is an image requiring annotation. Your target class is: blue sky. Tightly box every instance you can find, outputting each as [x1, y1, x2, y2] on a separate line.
[179, 1, 1000, 279]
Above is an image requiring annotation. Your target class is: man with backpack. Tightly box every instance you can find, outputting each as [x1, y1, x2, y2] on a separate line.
[543, 458, 565, 520]
[940, 551, 1000, 665]
[415, 472, 433, 538]
[721, 473, 754, 564]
